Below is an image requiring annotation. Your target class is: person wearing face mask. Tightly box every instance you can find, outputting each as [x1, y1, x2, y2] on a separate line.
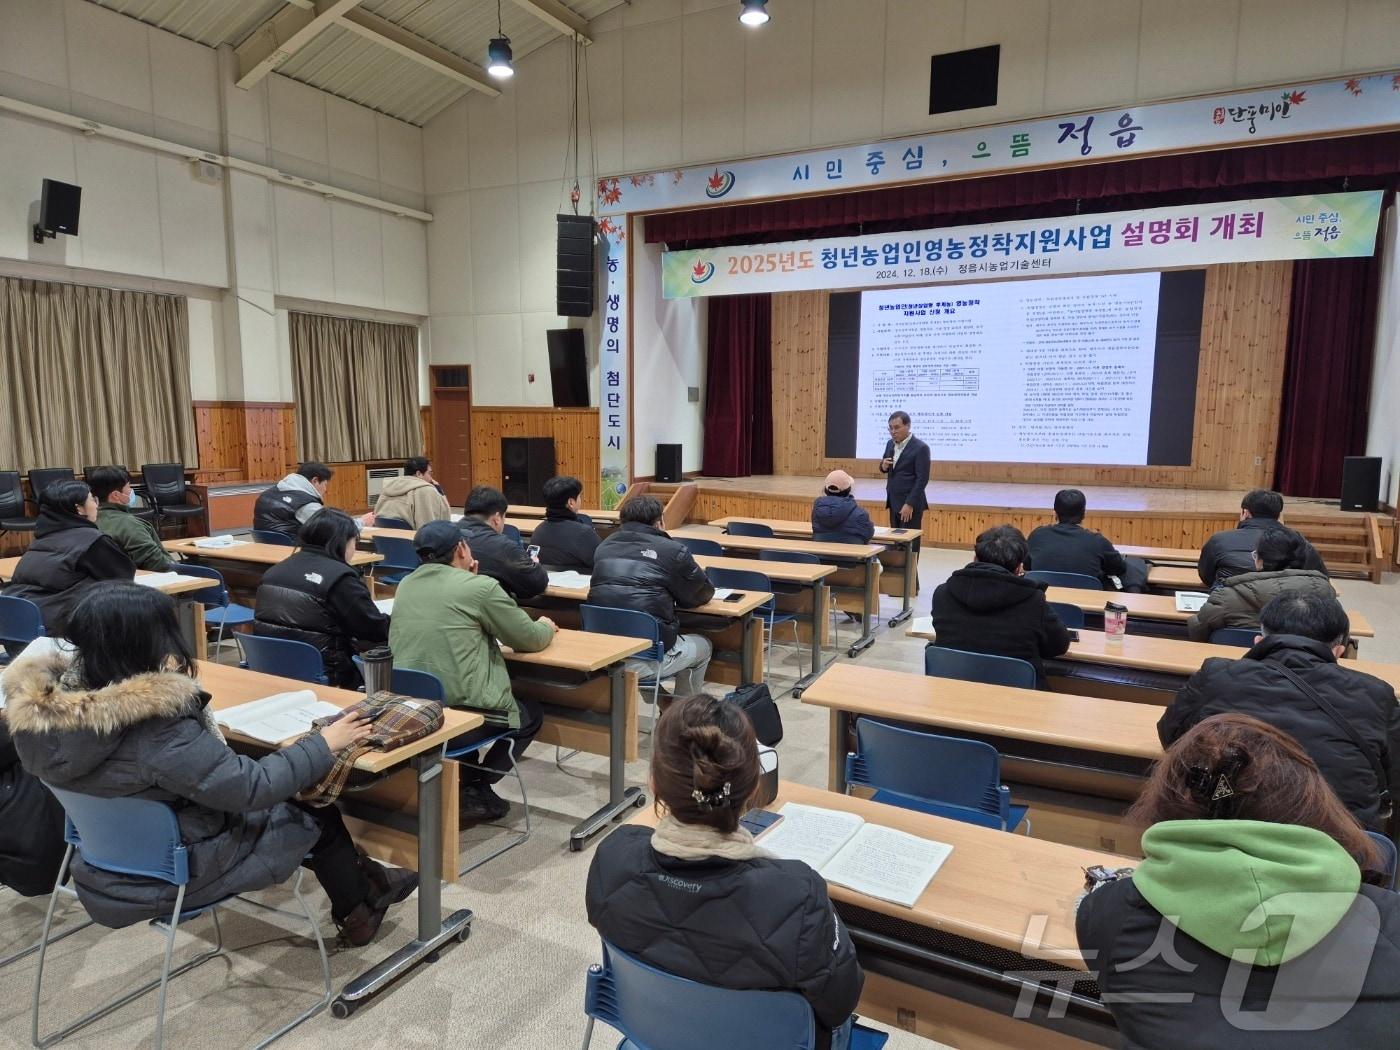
[87, 465, 175, 572]
[2, 479, 134, 636]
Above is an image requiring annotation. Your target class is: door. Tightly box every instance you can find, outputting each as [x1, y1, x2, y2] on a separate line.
[431, 366, 472, 507]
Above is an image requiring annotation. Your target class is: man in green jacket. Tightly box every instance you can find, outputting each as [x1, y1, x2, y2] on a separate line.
[88, 466, 175, 572]
[390, 520, 557, 821]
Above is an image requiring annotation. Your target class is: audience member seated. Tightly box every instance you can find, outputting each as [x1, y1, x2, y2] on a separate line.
[87, 465, 175, 572]
[389, 521, 557, 822]
[586, 695, 863, 1049]
[1079, 713, 1399, 1045]
[928, 524, 1071, 687]
[1027, 488, 1147, 591]
[373, 456, 451, 530]
[531, 475, 600, 571]
[1160, 593, 1397, 831]
[810, 470, 875, 543]
[3, 480, 134, 635]
[590, 496, 717, 696]
[1186, 527, 1336, 641]
[0, 708, 66, 897]
[253, 462, 373, 539]
[3, 584, 416, 945]
[457, 485, 548, 601]
[253, 509, 390, 688]
[1198, 488, 1326, 588]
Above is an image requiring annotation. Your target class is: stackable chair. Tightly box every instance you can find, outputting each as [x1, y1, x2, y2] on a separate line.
[236, 634, 329, 685]
[1024, 570, 1101, 591]
[579, 605, 666, 719]
[173, 563, 254, 655]
[678, 536, 723, 557]
[0, 595, 45, 665]
[706, 566, 803, 681]
[924, 645, 1037, 690]
[1209, 627, 1260, 648]
[1046, 602, 1086, 629]
[251, 530, 297, 546]
[370, 535, 420, 586]
[725, 521, 774, 538]
[372, 516, 412, 531]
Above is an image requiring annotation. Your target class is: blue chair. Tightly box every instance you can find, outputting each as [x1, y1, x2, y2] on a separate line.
[172, 563, 254, 653]
[251, 529, 297, 546]
[846, 718, 1029, 833]
[679, 536, 723, 557]
[707, 567, 804, 680]
[1046, 601, 1086, 629]
[373, 515, 412, 531]
[726, 521, 774, 538]
[1025, 570, 1102, 590]
[236, 634, 328, 685]
[582, 940, 887, 1050]
[1366, 831, 1397, 891]
[502, 523, 524, 547]
[371, 534, 420, 586]
[1209, 627, 1260, 648]
[580, 605, 666, 715]
[33, 789, 330, 1049]
[759, 549, 845, 649]
[924, 645, 1037, 690]
[0, 594, 45, 663]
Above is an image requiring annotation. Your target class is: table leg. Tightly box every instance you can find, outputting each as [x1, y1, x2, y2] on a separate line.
[847, 558, 878, 658]
[827, 709, 851, 793]
[889, 539, 916, 628]
[792, 580, 826, 699]
[332, 746, 473, 1018]
[568, 664, 645, 851]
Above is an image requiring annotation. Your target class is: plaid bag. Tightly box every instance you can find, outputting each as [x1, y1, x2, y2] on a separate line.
[297, 690, 445, 806]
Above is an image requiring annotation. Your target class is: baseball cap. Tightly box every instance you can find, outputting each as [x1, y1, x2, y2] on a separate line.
[414, 520, 465, 562]
[824, 469, 854, 494]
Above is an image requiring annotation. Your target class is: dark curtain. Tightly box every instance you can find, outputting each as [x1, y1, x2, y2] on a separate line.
[702, 295, 773, 477]
[1274, 253, 1383, 497]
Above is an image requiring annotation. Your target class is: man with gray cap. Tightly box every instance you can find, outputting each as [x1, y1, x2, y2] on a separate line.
[811, 469, 875, 544]
[389, 520, 557, 821]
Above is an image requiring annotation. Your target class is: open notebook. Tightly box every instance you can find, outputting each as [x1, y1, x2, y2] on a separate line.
[215, 690, 342, 745]
[757, 802, 953, 908]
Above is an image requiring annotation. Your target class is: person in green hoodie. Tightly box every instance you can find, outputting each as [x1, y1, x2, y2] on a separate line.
[389, 520, 557, 822]
[88, 465, 175, 572]
[1077, 713, 1399, 1048]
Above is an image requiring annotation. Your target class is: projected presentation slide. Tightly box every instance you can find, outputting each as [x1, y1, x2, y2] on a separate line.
[824, 270, 1206, 466]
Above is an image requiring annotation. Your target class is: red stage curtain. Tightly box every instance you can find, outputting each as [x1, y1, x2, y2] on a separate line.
[702, 295, 773, 477]
[1274, 252, 1383, 497]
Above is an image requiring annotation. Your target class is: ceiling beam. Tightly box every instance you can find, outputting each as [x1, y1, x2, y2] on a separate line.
[234, 0, 363, 89]
[336, 8, 502, 97]
[508, 0, 592, 43]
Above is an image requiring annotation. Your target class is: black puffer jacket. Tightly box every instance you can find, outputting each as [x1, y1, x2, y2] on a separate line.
[586, 824, 863, 1049]
[531, 509, 600, 571]
[811, 495, 875, 543]
[252, 549, 388, 688]
[457, 517, 547, 600]
[589, 522, 716, 649]
[928, 562, 1071, 686]
[1198, 517, 1327, 588]
[0, 718, 66, 896]
[3, 507, 135, 634]
[1158, 634, 1400, 830]
[1027, 522, 1127, 584]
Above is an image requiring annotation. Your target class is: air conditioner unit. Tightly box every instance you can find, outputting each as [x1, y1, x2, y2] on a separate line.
[366, 466, 404, 502]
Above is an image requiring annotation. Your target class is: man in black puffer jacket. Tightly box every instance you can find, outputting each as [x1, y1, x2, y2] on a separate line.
[531, 475, 600, 571]
[456, 486, 548, 601]
[810, 469, 875, 543]
[928, 524, 1071, 687]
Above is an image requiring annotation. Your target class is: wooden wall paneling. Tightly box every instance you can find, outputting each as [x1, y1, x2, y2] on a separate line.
[470, 407, 601, 506]
[193, 402, 249, 482]
[325, 463, 369, 515]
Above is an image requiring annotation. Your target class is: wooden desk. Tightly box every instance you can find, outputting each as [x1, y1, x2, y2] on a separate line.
[506, 505, 620, 525]
[1117, 544, 1198, 565]
[1146, 564, 1201, 591]
[166, 538, 382, 568]
[197, 660, 477, 1016]
[629, 781, 1124, 1048]
[1044, 586, 1375, 639]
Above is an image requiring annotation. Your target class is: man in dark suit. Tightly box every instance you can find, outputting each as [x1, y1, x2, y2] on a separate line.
[879, 411, 931, 548]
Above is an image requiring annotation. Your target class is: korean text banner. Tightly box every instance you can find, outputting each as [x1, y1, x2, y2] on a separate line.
[661, 192, 1382, 300]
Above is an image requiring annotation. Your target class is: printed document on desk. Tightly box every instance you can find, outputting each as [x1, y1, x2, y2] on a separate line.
[547, 571, 592, 589]
[1175, 591, 1209, 612]
[191, 536, 250, 549]
[135, 571, 204, 589]
[216, 690, 343, 745]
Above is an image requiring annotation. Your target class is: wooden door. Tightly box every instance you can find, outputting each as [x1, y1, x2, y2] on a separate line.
[430, 366, 472, 507]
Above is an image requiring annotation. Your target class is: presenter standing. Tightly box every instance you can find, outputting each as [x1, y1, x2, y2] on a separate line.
[879, 410, 930, 549]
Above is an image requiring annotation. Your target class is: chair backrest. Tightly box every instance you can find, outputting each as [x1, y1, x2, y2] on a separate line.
[584, 941, 817, 1050]
[1209, 627, 1260, 648]
[1366, 831, 1398, 891]
[727, 521, 774, 538]
[351, 658, 446, 701]
[679, 536, 723, 557]
[846, 718, 1008, 824]
[502, 523, 524, 547]
[580, 604, 665, 662]
[0, 470, 27, 517]
[140, 462, 188, 506]
[28, 468, 76, 500]
[45, 787, 189, 886]
[372, 534, 421, 571]
[374, 515, 413, 531]
[238, 633, 327, 684]
[169, 561, 229, 608]
[1046, 601, 1086, 629]
[705, 567, 769, 593]
[252, 529, 298, 546]
[758, 549, 820, 565]
[0, 595, 45, 649]
[1024, 570, 1102, 591]
[925, 644, 1037, 689]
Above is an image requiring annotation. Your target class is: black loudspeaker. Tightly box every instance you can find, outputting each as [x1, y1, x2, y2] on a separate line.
[1340, 456, 1382, 512]
[34, 178, 81, 243]
[501, 437, 556, 505]
[557, 214, 596, 317]
[655, 444, 683, 483]
[547, 328, 590, 407]
[929, 44, 1000, 115]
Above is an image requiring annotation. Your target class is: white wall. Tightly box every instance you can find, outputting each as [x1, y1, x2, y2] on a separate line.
[633, 228, 706, 474]
[422, 0, 1400, 470]
[1365, 197, 1400, 507]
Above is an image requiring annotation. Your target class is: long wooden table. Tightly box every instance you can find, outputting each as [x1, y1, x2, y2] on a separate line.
[507, 505, 620, 525]
[1044, 585, 1375, 638]
[1116, 544, 1198, 564]
[166, 538, 382, 568]
[198, 660, 478, 1017]
[629, 781, 1124, 1048]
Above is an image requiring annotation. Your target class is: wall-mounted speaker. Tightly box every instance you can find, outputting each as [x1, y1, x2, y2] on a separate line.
[1340, 456, 1382, 512]
[929, 44, 1000, 115]
[33, 178, 81, 243]
[556, 214, 596, 317]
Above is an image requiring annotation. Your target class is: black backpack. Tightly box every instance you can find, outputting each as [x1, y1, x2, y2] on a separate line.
[724, 682, 783, 746]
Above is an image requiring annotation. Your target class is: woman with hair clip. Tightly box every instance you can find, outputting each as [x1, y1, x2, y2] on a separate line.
[4, 583, 418, 945]
[1186, 526, 1335, 641]
[1077, 713, 1400, 1047]
[585, 695, 863, 1048]
[253, 507, 389, 687]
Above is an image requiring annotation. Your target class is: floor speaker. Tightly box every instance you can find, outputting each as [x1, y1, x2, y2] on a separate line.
[502, 437, 556, 506]
[655, 444, 682, 483]
[1340, 456, 1382, 512]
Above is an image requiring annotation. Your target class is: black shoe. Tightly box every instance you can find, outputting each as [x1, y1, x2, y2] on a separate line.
[335, 901, 388, 947]
[460, 782, 510, 822]
[361, 859, 419, 911]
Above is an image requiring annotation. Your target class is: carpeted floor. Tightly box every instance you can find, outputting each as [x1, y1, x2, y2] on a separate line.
[2, 547, 1396, 1050]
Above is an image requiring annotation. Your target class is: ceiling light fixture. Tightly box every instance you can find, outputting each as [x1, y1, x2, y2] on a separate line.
[738, 0, 770, 27]
[487, 0, 514, 78]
